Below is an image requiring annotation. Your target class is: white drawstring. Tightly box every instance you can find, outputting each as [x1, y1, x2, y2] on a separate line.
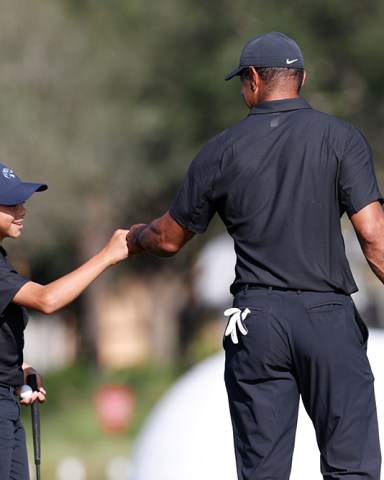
[223, 307, 251, 344]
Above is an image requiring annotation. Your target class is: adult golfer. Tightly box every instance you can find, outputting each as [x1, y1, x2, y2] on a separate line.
[0, 163, 129, 479]
[127, 32, 383, 479]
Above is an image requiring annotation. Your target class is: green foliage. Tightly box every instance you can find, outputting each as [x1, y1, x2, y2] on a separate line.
[2, 0, 384, 264]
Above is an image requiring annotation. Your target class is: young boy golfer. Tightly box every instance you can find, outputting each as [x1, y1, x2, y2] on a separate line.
[0, 162, 128, 479]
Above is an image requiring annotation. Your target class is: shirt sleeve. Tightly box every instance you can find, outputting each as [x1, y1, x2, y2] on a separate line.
[169, 134, 224, 233]
[338, 126, 383, 217]
[0, 253, 30, 316]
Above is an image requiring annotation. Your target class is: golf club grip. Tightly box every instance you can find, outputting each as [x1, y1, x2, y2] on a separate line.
[26, 374, 41, 465]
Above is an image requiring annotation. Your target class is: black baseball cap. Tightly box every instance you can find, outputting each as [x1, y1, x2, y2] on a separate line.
[0, 164, 47, 206]
[225, 31, 304, 81]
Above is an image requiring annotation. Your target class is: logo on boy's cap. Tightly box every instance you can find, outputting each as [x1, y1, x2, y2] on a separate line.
[2, 168, 16, 179]
[0, 163, 47, 205]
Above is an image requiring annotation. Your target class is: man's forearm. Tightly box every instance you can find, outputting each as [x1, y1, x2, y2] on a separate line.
[361, 243, 384, 284]
[351, 201, 384, 284]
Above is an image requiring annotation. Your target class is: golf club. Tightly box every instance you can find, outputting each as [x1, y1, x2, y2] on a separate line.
[27, 373, 41, 480]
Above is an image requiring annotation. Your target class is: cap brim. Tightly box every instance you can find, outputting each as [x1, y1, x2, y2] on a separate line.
[225, 66, 245, 81]
[0, 182, 47, 206]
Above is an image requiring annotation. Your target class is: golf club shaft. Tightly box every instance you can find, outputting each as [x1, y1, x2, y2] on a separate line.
[26, 374, 41, 480]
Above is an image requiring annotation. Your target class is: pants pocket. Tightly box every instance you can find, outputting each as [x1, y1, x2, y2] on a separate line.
[352, 303, 369, 347]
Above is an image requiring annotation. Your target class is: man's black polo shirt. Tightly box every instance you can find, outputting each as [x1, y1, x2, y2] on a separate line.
[169, 98, 383, 294]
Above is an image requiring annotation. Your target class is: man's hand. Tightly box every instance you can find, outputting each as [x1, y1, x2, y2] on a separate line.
[126, 224, 148, 256]
[127, 212, 196, 258]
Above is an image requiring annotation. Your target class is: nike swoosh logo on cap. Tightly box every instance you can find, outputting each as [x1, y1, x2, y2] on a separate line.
[286, 58, 298, 64]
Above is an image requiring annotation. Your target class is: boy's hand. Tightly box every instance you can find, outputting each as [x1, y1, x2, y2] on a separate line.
[19, 364, 46, 405]
[102, 229, 130, 265]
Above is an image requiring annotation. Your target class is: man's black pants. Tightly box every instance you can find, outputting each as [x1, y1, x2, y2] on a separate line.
[224, 288, 381, 480]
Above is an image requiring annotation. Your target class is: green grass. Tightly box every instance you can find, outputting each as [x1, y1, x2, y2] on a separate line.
[21, 363, 183, 480]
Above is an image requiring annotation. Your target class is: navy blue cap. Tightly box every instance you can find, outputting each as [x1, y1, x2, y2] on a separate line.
[225, 32, 304, 81]
[0, 164, 47, 205]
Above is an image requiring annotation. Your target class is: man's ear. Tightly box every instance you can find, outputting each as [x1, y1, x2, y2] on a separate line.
[301, 69, 307, 88]
[248, 66, 260, 91]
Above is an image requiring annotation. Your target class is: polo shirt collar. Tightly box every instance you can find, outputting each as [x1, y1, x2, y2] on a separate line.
[249, 97, 311, 115]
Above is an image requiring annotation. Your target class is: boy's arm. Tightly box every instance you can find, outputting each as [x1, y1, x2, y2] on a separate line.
[13, 229, 129, 314]
[127, 211, 195, 257]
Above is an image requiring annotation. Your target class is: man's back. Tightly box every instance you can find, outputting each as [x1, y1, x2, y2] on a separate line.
[170, 97, 381, 293]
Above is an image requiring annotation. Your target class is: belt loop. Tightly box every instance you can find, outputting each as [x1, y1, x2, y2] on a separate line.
[244, 284, 249, 295]
[297, 289, 302, 295]
[268, 286, 273, 295]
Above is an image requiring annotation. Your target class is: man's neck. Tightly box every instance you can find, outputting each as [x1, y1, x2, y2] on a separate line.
[261, 91, 300, 102]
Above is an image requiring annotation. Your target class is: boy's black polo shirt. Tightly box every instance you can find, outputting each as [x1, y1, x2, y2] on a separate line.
[169, 98, 383, 294]
[0, 246, 29, 387]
